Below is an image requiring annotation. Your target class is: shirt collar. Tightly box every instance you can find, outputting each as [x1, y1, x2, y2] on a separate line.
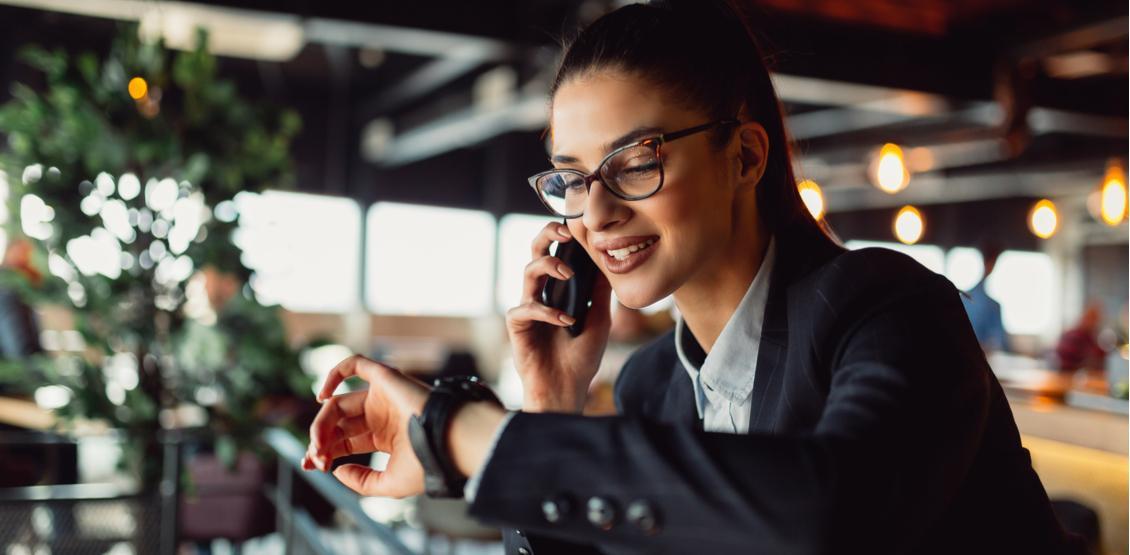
[675, 237, 776, 407]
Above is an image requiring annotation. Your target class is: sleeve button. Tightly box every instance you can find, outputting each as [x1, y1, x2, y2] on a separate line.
[586, 496, 617, 531]
[517, 548, 531, 555]
[541, 495, 571, 524]
[626, 499, 661, 535]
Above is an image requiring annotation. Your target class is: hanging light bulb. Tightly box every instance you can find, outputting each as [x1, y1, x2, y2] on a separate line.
[893, 205, 924, 244]
[871, 143, 911, 194]
[1100, 160, 1127, 226]
[796, 179, 825, 220]
[1028, 199, 1059, 239]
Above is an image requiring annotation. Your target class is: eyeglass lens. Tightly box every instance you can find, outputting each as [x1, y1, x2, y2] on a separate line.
[536, 144, 662, 217]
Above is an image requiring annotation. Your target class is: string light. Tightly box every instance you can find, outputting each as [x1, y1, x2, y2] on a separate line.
[1028, 199, 1059, 239]
[796, 179, 825, 220]
[894, 205, 924, 244]
[1100, 160, 1127, 226]
[871, 143, 910, 194]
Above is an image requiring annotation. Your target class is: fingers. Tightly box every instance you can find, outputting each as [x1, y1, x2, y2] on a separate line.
[530, 221, 572, 259]
[507, 301, 576, 331]
[325, 433, 379, 461]
[520, 255, 574, 304]
[332, 464, 392, 497]
[303, 431, 377, 470]
[309, 390, 366, 456]
[304, 431, 380, 472]
[317, 354, 386, 403]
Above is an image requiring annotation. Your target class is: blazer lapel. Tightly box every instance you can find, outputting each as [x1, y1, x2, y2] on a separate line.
[661, 358, 703, 431]
[748, 227, 844, 432]
[747, 253, 789, 432]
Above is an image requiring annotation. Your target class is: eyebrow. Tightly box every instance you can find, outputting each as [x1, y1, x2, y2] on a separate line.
[550, 125, 665, 165]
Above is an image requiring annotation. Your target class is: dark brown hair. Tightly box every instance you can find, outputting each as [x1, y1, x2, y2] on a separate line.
[548, 0, 832, 243]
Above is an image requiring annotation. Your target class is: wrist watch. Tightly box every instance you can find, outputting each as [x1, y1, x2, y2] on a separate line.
[408, 375, 502, 498]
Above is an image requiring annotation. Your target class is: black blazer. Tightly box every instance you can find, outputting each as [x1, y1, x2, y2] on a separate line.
[467, 225, 1079, 555]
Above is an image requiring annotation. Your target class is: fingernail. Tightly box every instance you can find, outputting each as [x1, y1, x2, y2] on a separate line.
[558, 313, 576, 325]
[557, 264, 574, 279]
[558, 226, 571, 238]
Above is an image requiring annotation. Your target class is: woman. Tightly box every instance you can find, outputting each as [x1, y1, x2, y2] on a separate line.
[304, 1, 1079, 553]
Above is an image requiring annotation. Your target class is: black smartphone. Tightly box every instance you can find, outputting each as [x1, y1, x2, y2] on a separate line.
[541, 226, 600, 337]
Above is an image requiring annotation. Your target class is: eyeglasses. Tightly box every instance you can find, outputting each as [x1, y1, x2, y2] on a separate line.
[528, 119, 740, 218]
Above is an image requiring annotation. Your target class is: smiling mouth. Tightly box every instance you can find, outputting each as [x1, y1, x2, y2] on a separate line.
[605, 237, 657, 261]
[600, 236, 659, 274]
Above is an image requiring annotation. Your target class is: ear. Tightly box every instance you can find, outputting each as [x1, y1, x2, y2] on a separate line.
[734, 121, 770, 189]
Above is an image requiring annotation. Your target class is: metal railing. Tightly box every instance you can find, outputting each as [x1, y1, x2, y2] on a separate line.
[0, 427, 418, 554]
[0, 429, 174, 554]
[261, 427, 417, 555]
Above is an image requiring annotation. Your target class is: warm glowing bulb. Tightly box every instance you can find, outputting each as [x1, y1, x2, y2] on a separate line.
[128, 77, 148, 100]
[873, 143, 910, 194]
[1028, 199, 1058, 239]
[893, 205, 923, 244]
[1100, 163, 1127, 225]
[797, 179, 825, 220]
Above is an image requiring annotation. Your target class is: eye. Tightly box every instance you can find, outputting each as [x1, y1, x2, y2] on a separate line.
[622, 159, 660, 174]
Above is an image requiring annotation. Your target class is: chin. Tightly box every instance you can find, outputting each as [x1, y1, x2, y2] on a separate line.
[610, 279, 669, 310]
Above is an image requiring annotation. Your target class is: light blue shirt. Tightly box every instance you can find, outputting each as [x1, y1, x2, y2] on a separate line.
[674, 238, 775, 434]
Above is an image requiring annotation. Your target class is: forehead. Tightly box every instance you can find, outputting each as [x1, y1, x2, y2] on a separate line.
[549, 71, 697, 160]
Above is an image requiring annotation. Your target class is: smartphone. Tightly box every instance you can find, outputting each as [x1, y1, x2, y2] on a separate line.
[541, 226, 600, 337]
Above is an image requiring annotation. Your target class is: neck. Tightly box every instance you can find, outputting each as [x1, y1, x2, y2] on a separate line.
[674, 198, 769, 354]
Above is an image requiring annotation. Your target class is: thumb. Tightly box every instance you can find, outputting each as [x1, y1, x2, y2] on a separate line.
[333, 463, 392, 497]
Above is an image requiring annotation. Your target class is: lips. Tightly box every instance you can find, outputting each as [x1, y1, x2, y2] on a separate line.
[594, 235, 659, 274]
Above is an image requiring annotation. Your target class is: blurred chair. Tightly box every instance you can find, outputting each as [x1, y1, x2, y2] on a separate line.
[1051, 499, 1101, 555]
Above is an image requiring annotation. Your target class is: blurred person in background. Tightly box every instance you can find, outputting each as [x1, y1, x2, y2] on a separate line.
[962, 240, 1010, 354]
[1055, 302, 1107, 373]
[0, 236, 43, 362]
[303, 1, 1083, 553]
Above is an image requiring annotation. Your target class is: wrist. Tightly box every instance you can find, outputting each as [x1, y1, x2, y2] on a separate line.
[448, 401, 508, 478]
[523, 385, 587, 413]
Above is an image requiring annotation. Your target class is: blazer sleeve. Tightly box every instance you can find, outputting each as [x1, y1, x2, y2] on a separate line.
[465, 273, 1003, 554]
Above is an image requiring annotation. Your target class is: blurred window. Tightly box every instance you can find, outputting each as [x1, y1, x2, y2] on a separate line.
[367, 202, 495, 316]
[496, 213, 555, 313]
[945, 247, 984, 292]
[845, 240, 945, 274]
[235, 190, 361, 313]
[985, 250, 1056, 336]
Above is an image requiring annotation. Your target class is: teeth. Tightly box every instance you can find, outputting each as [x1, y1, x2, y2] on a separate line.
[607, 238, 655, 261]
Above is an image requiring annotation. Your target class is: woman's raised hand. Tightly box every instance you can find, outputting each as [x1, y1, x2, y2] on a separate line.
[505, 221, 612, 413]
[303, 355, 429, 498]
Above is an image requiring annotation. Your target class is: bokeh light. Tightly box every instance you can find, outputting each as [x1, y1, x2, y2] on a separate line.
[1028, 199, 1059, 239]
[797, 179, 825, 220]
[1100, 161, 1127, 225]
[128, 76, 148, 100]
[872, 143, 911, 194]
[893, 205, 924, 244]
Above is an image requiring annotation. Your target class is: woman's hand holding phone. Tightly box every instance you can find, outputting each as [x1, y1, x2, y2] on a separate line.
[505, 222, 612, 413]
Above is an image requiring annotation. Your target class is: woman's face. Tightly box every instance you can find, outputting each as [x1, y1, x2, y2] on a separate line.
[550, 70, 752, 309]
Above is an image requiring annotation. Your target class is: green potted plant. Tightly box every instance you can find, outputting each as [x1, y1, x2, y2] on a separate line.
[0, 22, 313, 541]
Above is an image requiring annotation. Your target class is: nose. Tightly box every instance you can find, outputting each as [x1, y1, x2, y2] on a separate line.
[582, 179, 630, 233]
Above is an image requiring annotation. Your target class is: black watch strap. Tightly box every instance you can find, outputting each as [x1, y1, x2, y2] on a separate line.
[408, 376, 502, 498]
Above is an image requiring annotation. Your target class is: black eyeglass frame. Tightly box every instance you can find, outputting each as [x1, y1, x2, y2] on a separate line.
[528, 118, 742, 218]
